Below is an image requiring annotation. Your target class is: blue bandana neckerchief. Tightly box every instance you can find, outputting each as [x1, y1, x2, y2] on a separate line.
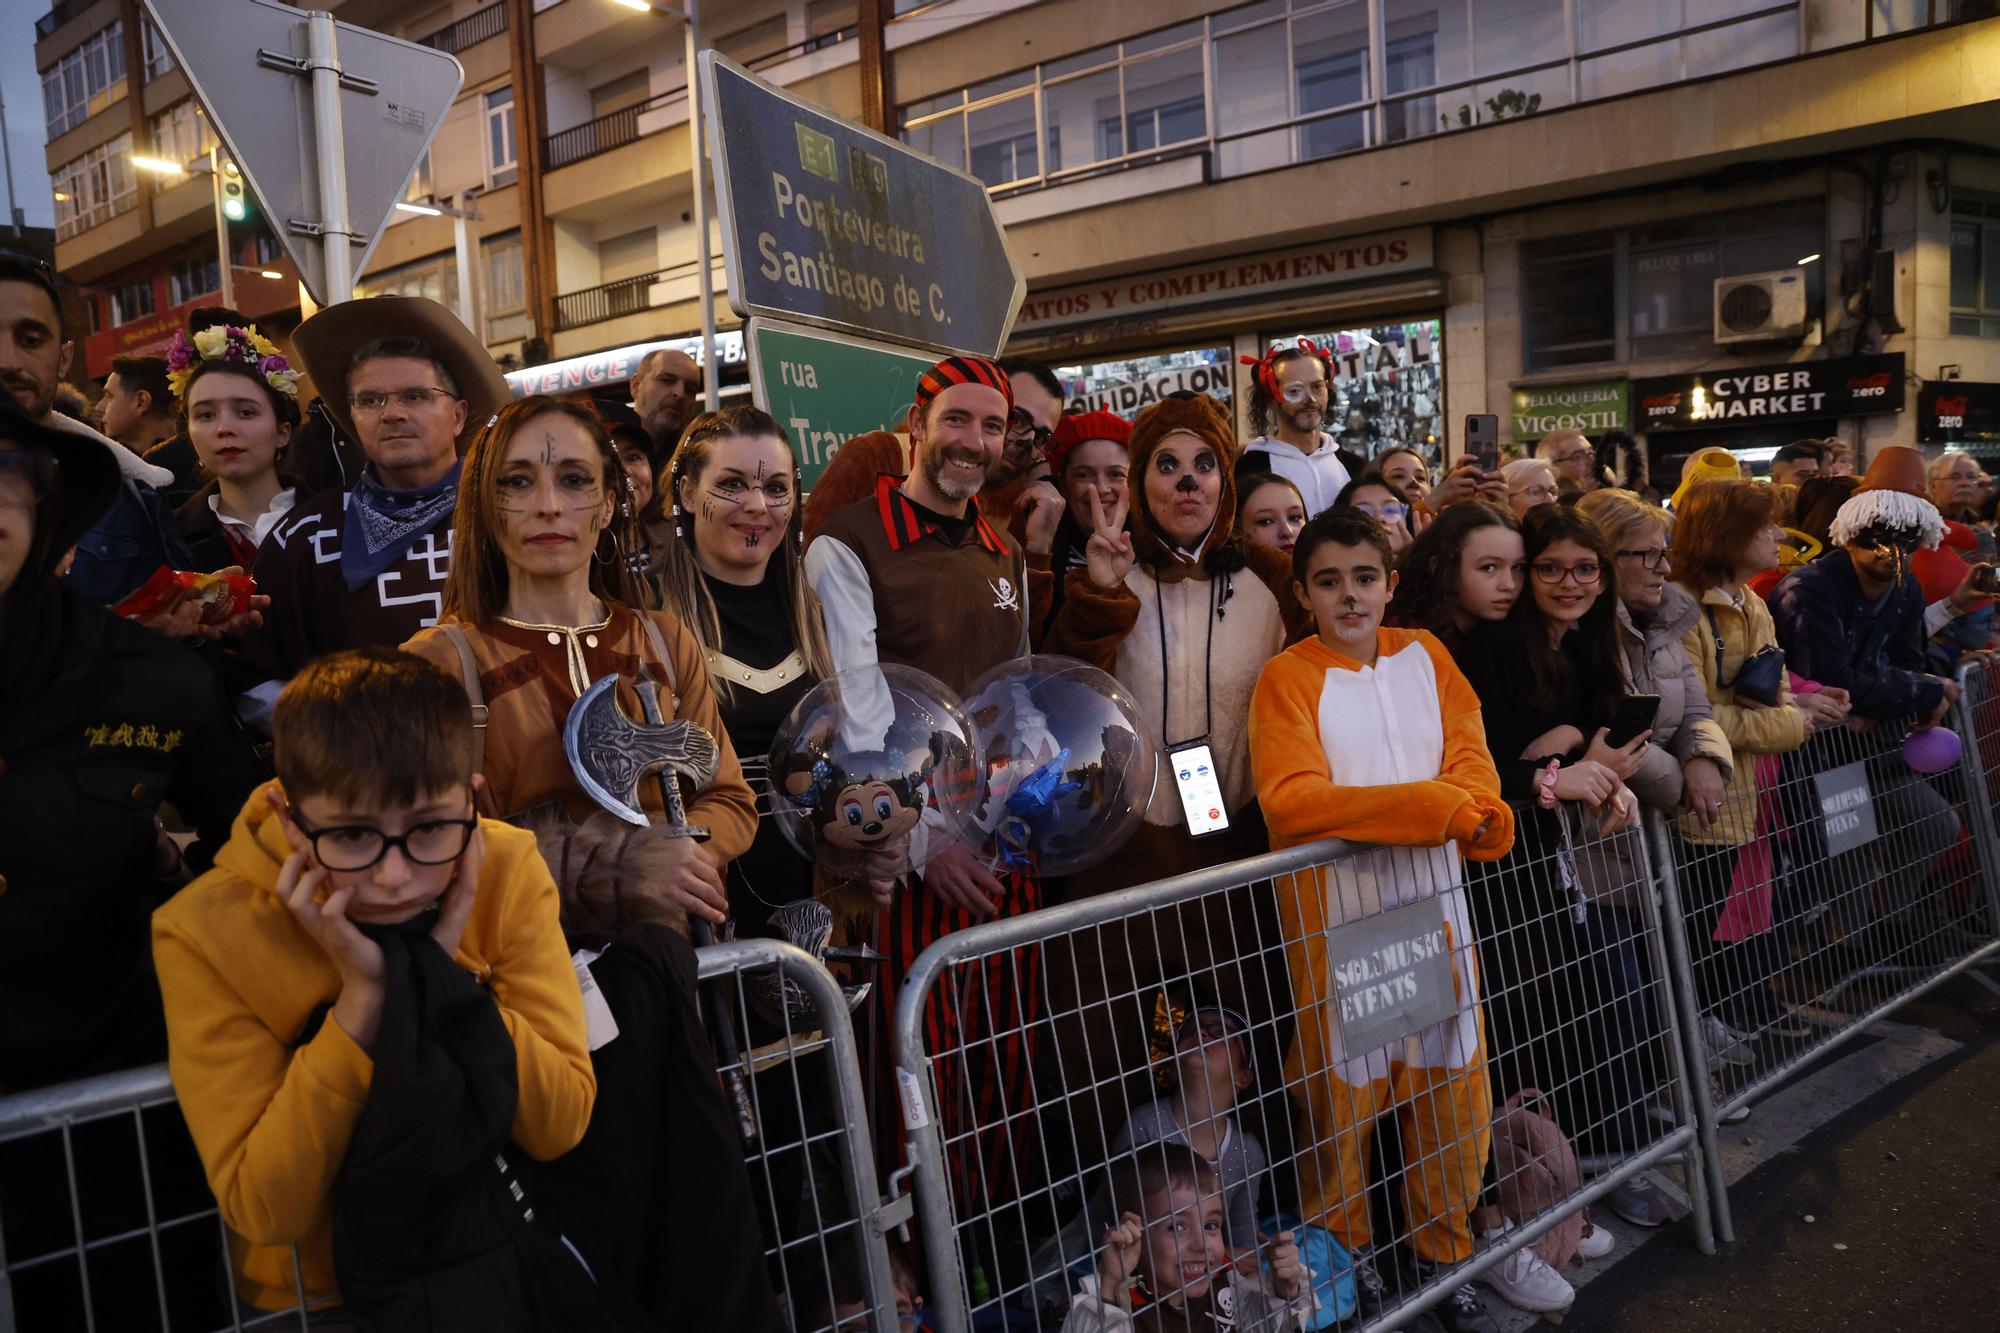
[340, 461, 461, 591]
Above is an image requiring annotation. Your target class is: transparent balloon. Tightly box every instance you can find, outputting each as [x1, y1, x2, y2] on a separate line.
[766, 663, 978, 869]
[962, 654, 1157, 877]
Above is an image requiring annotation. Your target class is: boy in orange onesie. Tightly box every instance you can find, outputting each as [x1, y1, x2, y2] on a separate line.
[1248, 509, 1514, 1331]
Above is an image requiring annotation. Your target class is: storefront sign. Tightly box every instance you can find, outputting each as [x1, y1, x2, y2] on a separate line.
[1917, 380, 2000, 445]
[1324, 897, 1458, 1057]
[1066, 359, 1234, 416]
[1812, 762, 1879, 858]
[1511, 379, 1628, 441]
[505, 331, 747, 398]
[1014, 228, 1433, 335]
[1631, 354, 1905, 431]
[746, 317, 934, 489]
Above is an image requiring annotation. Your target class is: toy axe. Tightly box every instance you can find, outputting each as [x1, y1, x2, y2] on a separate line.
[564, 671, 757, 1143]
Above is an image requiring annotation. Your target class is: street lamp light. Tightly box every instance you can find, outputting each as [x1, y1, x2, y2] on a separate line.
[603, 0, 715, 413]
[130, 146, 239, 309]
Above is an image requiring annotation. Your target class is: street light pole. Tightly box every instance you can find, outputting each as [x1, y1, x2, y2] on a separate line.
[685, 0, 716, 414]
[209, 146, 236, 309]
[306, 10, 356, 303]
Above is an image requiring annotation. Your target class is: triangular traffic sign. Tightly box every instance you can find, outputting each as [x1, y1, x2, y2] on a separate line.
[142, 0, 461, 306]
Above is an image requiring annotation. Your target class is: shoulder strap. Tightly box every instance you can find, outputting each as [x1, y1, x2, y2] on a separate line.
[1704, 605, 1737, 690]
[437, 623, 489, 783]
[637, 613, 679, 704]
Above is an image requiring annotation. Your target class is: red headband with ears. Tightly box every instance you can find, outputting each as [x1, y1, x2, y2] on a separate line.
[1238, 338, 1328, 399]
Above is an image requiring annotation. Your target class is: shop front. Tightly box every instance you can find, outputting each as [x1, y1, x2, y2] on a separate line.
[1917, 381, 2000, 464]
[1007, 228, 1447, 466]
[1511, 379, 1631, 447]
[1629, 353, 1906, 477]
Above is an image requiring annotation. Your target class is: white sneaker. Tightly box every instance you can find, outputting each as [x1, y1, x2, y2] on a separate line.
[1702, 1014, 1755, 1069]
[1477, 1226, 1575, 1313]
[1575, 1218, 1615, 1260]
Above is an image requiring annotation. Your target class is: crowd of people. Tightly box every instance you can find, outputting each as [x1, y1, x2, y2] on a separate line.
[2, 249, 1994, 1333]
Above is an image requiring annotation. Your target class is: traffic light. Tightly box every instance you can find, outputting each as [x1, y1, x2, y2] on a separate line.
[220, 160, 248, 223]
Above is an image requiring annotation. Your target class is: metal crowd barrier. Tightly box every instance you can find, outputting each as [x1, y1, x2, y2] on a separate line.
[893, 827, 1712, 1333]
[0, 939, 901, 1333]
[1644, 662, 2000, 1244]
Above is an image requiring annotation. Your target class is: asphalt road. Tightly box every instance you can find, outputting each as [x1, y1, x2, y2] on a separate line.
[1555, 965, 2000, 1332]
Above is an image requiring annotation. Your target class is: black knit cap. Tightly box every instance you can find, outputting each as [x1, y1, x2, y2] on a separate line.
[913, 355, 1013, 415]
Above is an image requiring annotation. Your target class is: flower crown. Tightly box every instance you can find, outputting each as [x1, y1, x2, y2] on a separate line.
[165, 324, 301, 402]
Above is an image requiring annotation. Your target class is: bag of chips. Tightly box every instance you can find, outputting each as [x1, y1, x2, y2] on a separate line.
[112, 566, 256, 626]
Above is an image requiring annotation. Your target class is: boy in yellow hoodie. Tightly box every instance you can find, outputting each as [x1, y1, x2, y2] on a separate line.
[152, 646, 596, 1315]
[1248, 509, 1514, 1330]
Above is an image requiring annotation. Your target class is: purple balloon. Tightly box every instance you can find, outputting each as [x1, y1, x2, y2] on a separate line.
[1901, 726, 1962, 774]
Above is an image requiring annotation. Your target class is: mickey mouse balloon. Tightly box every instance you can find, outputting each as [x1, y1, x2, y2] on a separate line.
[767, 664, 978, 870]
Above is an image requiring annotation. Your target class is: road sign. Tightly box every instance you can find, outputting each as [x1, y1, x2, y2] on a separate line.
[748, 318, 936, 489]
[703, 52, 1024, 360]
[143, 0, 461, 306]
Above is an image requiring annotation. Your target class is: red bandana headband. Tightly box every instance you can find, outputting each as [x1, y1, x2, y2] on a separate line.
[1239, 337, 1328, 399]
[914, 355, 1013, 415]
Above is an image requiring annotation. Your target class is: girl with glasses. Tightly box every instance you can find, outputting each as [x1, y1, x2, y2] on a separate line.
[1332, 473, 1421, 560]
[1453, 504, 1675, 1286]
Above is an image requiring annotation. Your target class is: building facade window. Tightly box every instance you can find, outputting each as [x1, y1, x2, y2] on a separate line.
[1951, 193, 2000, 339]
[357, 252, 461, 315]
[142, 19, 176, 81]
[900, 1, 1817, 194]
[254, 231, 284, 264]
[485, 88, 518, 188]
[405, 149, 435, 205]
[52, 133, 137, 241]
[169, 253, 220, 306]
[1522, 199, 1825, 371]
[110, 275, 155, 326]
[149, 100, 214, 173]
[41, 20, 126, 138]
[482, 232, 529, 344]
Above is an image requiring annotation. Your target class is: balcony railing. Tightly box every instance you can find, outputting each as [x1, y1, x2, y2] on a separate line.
[553, 258, 701, 333]
[416, 2, 506, 55]
[34, 0, 95, 40]
[541, 28, 857, 171]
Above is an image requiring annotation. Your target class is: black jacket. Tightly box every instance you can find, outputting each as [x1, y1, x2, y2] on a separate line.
[332, 926, 647, 1332]
[0, 582, 264, 1091]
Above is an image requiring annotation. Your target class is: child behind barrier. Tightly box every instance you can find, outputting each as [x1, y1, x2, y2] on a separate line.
[1248, 509, 1514, 1329]
[1065, 1142, 1311, 1332]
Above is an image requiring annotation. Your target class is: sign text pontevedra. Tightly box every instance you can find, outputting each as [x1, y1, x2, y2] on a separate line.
[704, 53, 1023, 358]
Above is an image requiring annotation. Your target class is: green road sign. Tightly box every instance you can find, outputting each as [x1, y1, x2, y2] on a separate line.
[748, 317, 936, 490]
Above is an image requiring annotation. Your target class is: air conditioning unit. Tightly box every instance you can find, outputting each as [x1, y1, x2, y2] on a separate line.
[1713, 268, 1810, 345]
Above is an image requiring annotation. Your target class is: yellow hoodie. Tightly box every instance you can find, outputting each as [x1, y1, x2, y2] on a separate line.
[151, 782, 595, 1311]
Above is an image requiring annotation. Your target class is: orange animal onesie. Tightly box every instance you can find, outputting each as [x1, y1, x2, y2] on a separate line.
[1248, 628, 1514, 1266]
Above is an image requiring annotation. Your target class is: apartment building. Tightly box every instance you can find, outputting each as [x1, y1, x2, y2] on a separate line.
[35, 0, 2000, 469]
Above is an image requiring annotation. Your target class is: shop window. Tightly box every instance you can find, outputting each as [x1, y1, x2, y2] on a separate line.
[110, 276, 155, 326]
[1054, 346, 1236, 421]
[1523, 233, 1618, 371]
[485, 89, 517, 188]
[1952, 193, 2000, 339]
[1269, 319, 1445, 463]
[169, 254, 219, 305]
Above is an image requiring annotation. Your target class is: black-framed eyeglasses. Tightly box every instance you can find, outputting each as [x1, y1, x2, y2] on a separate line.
[1005, 408, 1052, 452]
[291, 811, 477, 871]
[1615, 547, 1672, 571]
[1530, 559, 1602, 586]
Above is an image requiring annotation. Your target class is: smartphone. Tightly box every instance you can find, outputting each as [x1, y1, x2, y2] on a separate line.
[1169, 744, 1231, 838]
[1605, 694, 1661, 749]
[1465, 414, 1500, 473]
[1975, 565, 2000, 594]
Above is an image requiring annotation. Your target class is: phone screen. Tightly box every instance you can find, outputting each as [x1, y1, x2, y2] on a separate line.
[1169, 744, 1231, 838]
[1465, 414, 1500, 473]
[1606, 694, 1661, 749]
